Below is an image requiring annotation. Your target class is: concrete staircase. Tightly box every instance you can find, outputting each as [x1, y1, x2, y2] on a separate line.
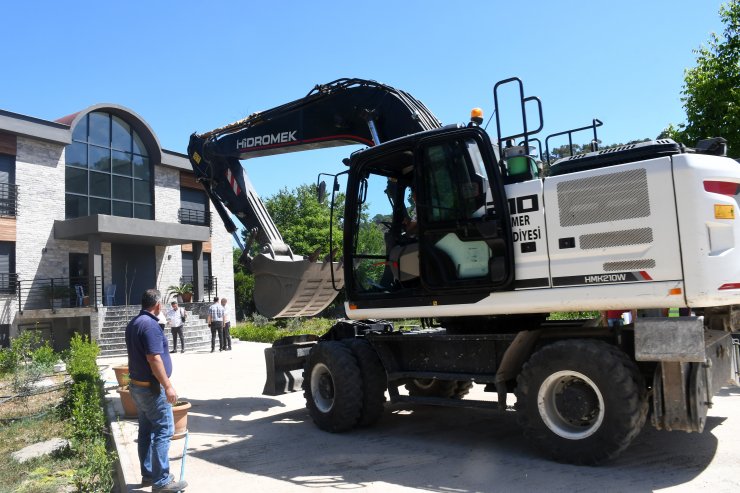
[98, 306, 212, 357]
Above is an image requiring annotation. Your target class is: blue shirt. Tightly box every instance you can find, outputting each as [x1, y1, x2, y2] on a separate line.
[125, 310, 172, 382]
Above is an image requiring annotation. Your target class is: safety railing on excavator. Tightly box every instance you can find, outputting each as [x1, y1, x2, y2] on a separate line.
[16, 276, 104, 314]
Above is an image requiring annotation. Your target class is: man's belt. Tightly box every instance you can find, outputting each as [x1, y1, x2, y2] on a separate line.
[130, 379, 151, 387]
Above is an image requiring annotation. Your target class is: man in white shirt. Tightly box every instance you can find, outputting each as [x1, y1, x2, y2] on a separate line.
[166, 300, 186, 353]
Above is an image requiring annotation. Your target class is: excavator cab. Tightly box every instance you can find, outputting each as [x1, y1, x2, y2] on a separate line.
[344, 126, 515, 309]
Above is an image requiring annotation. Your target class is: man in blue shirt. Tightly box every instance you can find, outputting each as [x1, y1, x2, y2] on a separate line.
[125, 289, 187, 492]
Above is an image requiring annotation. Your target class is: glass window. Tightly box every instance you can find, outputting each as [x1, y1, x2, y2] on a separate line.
[66, 167, 87, 194]
[90, 171, 111, 198]
[112, 151, 132, 176]
[72, 115, 87, 142]
[134, 204, 152, 219]
[88, 112, 110, 147]
[89, 198, 110, 215]
[111, 116, 132, 152]
[134, 180, 151, 203]
[65, 111, 153, 219]
[66, 142, 88, 168]
[133, 155, 150, 180]
[112, 201, 133, 217]
[133, 132, 148, 156]
[89, 146, 110, 172]
[112, 176, 132, 201]
[65, 195, 87, 219]
[422, 138, 488, 223]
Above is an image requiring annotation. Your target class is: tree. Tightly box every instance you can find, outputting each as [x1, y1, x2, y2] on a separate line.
[258, 183, 344, 257]
[668, 1, 740, 154]
[233, 248, 254, 320]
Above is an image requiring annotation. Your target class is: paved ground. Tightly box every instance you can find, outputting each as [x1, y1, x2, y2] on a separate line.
[102, 341, 740, 493]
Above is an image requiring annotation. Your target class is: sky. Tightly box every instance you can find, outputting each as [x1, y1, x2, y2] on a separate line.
[0, 0, 727, 206]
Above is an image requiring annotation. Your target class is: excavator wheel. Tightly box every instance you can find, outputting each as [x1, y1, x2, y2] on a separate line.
[344, 339, 387, 427]
[405, 379, 472, 399]
[302, 341, 363, 432]
[515, 339, 648, 465]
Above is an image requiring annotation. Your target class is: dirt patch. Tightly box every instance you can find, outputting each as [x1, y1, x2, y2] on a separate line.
[0, 374, 69, 420]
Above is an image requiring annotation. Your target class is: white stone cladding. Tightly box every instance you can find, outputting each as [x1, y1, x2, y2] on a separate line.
[208, 204, 236, 324]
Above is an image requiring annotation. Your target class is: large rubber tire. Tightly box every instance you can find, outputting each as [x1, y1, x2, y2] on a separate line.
[344, 339, 387, 427]
[302, 341, 363, 433]
[405, 379, 471, 399]
[515, 339, 648, 465]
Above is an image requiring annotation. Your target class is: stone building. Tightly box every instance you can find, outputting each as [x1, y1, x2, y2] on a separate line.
[0, 104, 235, 351]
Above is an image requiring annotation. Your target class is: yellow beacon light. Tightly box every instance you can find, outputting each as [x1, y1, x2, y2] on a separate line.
[470, 107, 484, 126]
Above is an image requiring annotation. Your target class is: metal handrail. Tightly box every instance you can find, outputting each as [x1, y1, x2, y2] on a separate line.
[0, 183, 19, 217]
[180, 276, 218, 301]
[16, 276, 102, 314]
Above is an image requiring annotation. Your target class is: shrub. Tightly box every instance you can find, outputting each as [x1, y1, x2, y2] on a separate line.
[67, 379, 105, 444]
[73, 437, 116, 493]
[32, 342, 57, 372]
[66, 334, 100, 383]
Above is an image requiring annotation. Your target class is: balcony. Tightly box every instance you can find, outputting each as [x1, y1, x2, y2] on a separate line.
[0, 273, 18, 294]
[16, 276, 103, 313]
[0, 183, 19, 217]
[178, 208, 211, 226]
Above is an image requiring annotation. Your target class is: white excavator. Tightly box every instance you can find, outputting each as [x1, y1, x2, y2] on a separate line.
[188, 77, 740, 464]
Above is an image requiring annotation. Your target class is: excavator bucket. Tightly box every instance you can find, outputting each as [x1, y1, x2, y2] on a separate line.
[251, 254, 344, 318]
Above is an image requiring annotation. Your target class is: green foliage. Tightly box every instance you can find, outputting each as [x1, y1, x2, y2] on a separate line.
[262, 183, 344, 257]
[62, 332, 115, 492]
[66, 334, 100, 384]
[667, 1, 740, 154]
[167, 282, 193, 298]
[32, 343, 57, 372]
[72, 437, 115, 493]
[230, 317, 334, 343]
[67, 380, 105, 443]
[548, 311, 600, 320]
[233, 268, 255, 320]
[1, 331, 56, 392]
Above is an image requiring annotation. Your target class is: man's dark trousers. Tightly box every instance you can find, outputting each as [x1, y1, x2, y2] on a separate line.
[210, 321, 224, 351]
[171, 325, 184, 351]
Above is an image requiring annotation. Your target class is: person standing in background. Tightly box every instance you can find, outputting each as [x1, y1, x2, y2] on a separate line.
[166, 300, 186, 353]
[207, 296, 225, 352]
[221, 298, 232, 351]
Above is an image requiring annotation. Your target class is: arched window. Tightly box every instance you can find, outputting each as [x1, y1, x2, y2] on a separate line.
[65, 112, 153, 219]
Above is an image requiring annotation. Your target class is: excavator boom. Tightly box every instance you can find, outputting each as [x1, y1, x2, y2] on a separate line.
[187, 78, 441, 317]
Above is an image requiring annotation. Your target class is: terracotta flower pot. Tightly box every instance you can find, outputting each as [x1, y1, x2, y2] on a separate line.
[117, 387, 138, 418]
[172, 400, 191, 440]
[112, 366, 130, 387]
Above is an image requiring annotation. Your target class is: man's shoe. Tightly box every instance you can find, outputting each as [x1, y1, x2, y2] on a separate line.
[211, 349, 214, 353]
[181, 349, 185, 353]
[170, 350, 177, 354]
[153, 478, 188, 492]
[141, 476, 153, 486]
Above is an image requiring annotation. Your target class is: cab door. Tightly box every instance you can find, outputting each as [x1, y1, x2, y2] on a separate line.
[415, 128, 514, 294]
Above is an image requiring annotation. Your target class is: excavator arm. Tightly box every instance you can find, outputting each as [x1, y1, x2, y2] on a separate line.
[187, 78, 441, 317]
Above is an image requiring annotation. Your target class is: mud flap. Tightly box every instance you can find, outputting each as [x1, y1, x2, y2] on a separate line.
[251, 254, 344, 318]
[262, 335, 318, 396]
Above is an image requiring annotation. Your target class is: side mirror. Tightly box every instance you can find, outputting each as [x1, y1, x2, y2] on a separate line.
[317, 181, 327, 204]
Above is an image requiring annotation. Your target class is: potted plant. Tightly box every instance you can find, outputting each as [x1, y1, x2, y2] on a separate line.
[172, 400, 191, 440]
[41, 285, 74, 309]
[117, 385, 138, 418]
[112, 366, 130, 387]
[167, 283, 193, 303]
